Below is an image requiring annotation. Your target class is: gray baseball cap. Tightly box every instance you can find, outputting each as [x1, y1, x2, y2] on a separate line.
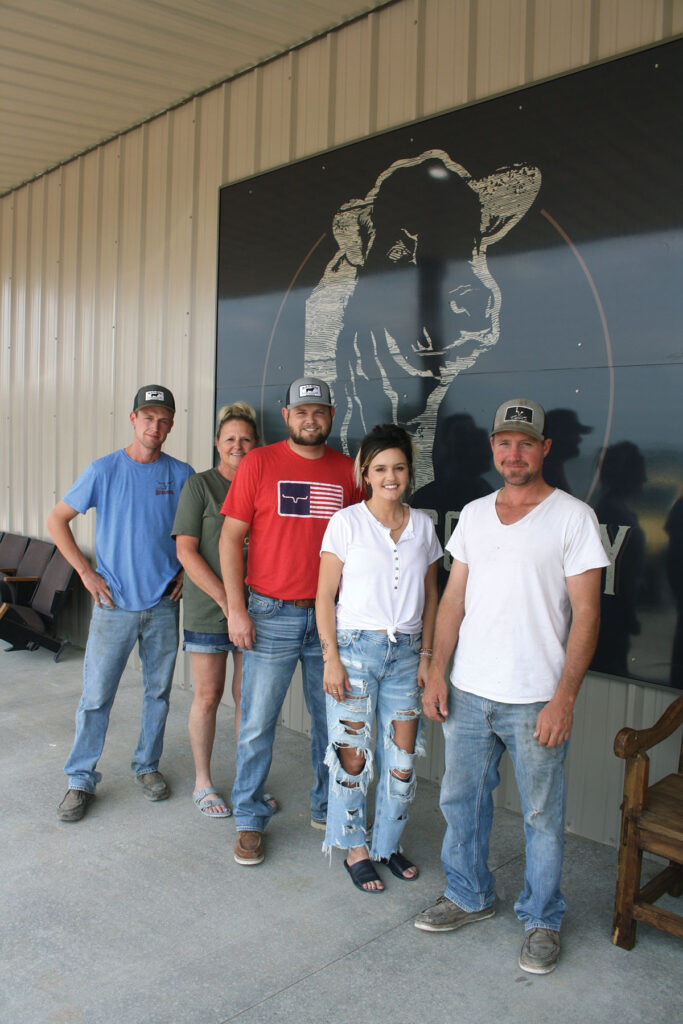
[491, 398, 546, 441]
[285, 377, 333, 408]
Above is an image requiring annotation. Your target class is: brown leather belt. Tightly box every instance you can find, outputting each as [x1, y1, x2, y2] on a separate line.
[252, 590, 316, 609]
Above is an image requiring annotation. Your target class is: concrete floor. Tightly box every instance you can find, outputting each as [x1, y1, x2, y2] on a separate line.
[1, 647, 680, 1024]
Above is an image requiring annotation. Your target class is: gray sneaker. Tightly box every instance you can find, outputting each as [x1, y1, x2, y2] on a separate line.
[135, 770, 170, 801]
[518, 928, 561, 974]
[414, 895, 495, 932]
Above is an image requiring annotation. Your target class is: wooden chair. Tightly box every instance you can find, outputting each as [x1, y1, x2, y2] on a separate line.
[612, 693, 683, 948]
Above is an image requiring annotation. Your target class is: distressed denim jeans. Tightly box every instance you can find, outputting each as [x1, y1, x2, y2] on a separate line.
[231, 593, 328, 832]
[65, 597, 180, 792]
[440, 687, 568, 931]
[323, 630, 424, 861]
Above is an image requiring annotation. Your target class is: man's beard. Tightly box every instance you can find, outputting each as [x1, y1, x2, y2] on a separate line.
[287, 422, 332, 446]
[499, 465, 539, 487]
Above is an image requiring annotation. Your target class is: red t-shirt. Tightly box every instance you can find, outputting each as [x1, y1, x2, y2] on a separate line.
[222, 440, 362, 599]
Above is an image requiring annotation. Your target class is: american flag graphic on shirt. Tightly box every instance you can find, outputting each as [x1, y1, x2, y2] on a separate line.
[278, 480, 344, 519]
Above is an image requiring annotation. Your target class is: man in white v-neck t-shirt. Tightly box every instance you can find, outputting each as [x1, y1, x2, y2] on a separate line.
[415, 398, 609, 976]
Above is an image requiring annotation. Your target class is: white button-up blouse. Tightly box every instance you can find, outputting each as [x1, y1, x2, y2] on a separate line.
[320, 501, 442, 640]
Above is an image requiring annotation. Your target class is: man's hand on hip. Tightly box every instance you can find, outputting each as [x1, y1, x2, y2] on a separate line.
[534, 697, 573, 747]
[228, 607, 256, 650]
[80, 567, 114, 608]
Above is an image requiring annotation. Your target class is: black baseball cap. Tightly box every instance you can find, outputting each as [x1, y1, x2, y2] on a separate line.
[133, 385, 175, 414]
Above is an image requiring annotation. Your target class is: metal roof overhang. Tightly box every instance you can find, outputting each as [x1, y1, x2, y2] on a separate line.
[0, 0, 392, 196]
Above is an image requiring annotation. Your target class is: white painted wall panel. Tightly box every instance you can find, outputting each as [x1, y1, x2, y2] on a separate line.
[674, 0, 683, 32]
[0, 198, 13, 531]
[225, 73, 260, 183]
[472, 0, 528, 99]
[191, 90, 224, 464]
[374, 0, 420, 130]
[421, 0, 471, 116]
[1, 0, 680, 842]
[331, 16, 375, 146]
[293, 36, 333, 157]
[116, 131, 146, 417]
[41, 171, 62, 531]
[531, 0, 592, 79]
[596, 0, 667, 58]
[259, 56, 295, 172]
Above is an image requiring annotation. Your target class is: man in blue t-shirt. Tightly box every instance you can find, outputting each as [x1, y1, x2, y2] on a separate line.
[48, 386, 194, 822]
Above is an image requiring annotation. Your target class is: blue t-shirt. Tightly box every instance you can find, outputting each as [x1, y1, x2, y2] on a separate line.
[63, 449, 194, 610]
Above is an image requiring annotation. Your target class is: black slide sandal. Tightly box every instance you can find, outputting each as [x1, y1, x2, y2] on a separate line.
[344, 858, 385, 893]
[380, 851, 419, 881]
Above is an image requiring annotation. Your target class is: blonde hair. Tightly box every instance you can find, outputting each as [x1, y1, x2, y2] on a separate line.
[215, 401, 259, 444]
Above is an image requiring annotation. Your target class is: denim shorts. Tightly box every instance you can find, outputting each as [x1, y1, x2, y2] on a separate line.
[182, 629, 235, 654]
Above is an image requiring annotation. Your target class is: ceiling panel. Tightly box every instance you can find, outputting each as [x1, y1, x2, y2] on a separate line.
[0, 0, 391, 194]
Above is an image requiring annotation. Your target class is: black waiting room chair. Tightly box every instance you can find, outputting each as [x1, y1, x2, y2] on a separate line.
[0, 533, 29, 574]
[0, 538, 55, 602]
[0, 550, 75, 661]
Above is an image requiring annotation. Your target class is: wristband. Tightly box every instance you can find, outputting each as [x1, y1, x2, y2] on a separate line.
[419, 648, 433, 658]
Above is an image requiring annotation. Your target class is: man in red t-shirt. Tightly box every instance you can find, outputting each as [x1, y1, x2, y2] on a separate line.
[219, 376, 361, 866]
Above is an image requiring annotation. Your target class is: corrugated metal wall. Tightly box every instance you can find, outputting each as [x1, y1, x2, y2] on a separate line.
[1, 0, 681, 844]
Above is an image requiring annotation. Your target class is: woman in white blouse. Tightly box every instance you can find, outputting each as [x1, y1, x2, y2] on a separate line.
[316, 424, 442, 893]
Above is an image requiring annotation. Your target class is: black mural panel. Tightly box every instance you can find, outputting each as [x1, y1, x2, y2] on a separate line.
[216, 41, 683, 689]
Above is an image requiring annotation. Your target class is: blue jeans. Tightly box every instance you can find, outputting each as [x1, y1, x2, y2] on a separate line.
[232, 593, 328, 831]
[440, 688, 568, 931]
[323, 630, 424, 860]
[64, 597, 180, 792]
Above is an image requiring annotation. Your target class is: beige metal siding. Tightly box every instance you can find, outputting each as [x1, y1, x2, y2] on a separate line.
[1, 0, 680, 843]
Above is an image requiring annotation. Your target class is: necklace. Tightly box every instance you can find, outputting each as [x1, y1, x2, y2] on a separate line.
[367, 501, 407, 534]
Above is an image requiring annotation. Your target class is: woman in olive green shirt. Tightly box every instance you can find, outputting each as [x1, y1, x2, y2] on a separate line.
[173, 402, 258, 817]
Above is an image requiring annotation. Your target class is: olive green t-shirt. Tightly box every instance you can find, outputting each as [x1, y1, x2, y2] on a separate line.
[172, 468, 231, 634]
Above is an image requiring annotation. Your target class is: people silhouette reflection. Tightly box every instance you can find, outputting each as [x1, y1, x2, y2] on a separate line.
[543, 409, 592, 494]
[665, 497, 683, 688]
[592, 442, 646, 676]
[412, 413, 492, 588]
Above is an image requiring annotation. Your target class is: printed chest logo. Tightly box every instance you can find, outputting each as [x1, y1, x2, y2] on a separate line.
[155, 480, 175, 496]
[278, 481, 343, 519]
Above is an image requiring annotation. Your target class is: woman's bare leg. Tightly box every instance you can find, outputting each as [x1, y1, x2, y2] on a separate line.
[188, 651, 228, 813]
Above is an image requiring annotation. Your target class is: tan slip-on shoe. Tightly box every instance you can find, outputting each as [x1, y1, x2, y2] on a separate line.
[234, 830, 264, 866]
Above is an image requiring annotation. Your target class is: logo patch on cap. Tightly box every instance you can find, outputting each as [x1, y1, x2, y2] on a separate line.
[504, 405, 533, 424]
[299, 384, 322, 398]
[146, 389, 166, 401]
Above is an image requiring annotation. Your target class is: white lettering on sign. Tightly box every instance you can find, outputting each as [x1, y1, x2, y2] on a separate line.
[598, 524, 631, 596]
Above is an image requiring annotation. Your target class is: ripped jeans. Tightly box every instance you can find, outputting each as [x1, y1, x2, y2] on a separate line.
[323, 629, 424, 860]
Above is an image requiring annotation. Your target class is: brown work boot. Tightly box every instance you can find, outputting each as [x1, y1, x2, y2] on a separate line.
[134, 770, 170, 801]
[57, 788, 94, 822]
[234, 830, 264, 866]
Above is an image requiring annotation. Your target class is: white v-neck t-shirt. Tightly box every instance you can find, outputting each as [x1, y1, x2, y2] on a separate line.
[321, 501, 442, 640]
[446, 488, 609, 703]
